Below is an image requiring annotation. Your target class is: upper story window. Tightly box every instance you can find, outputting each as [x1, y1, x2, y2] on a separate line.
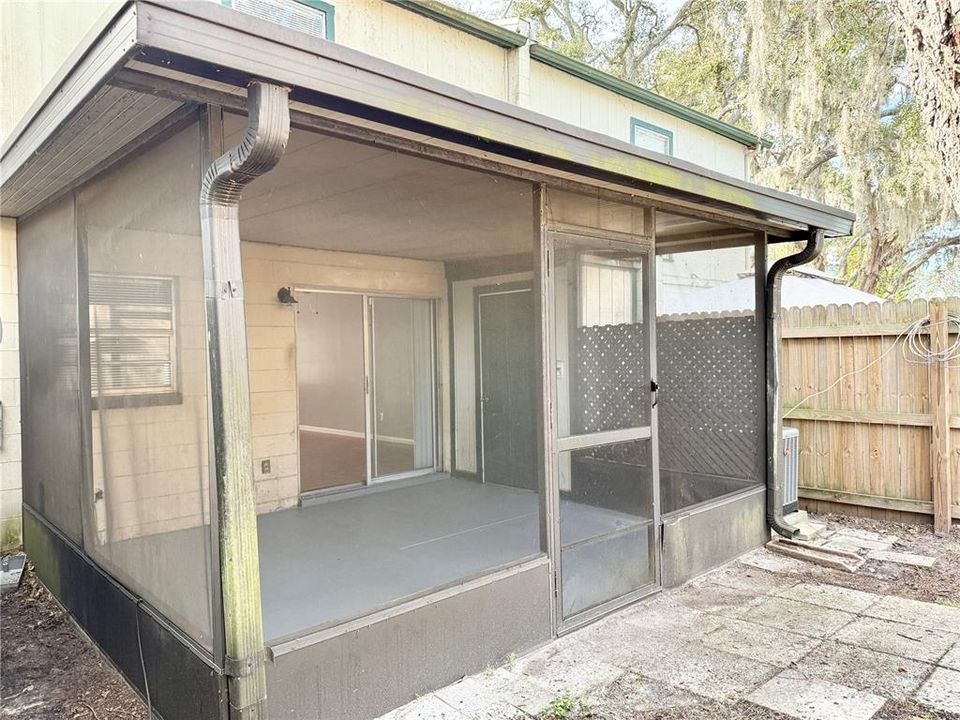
[221, 0, 335, 41]
[630, 118, 674, 156]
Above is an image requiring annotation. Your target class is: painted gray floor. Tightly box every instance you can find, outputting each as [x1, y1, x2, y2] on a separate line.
[257, 474, 645, 642]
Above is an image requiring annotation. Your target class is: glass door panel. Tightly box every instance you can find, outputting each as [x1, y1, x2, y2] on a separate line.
[551, 233, 658, 620]
[370, 297, 436, 479]
[297, 292, 367, 492]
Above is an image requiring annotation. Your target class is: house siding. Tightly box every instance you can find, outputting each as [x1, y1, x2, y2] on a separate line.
[0, 218, 21, 549]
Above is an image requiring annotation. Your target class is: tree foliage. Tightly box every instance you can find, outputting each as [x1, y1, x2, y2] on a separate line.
[466, 0, 958, 298]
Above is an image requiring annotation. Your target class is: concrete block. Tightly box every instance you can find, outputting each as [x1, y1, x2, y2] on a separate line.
[698, 615, 822, 666]
[586, 672, 702, 716]
[377, 694, 464, 720]
[914, 667, 960, 714]
[628, 641, 777, 701]
[939, 644, 960, 671]
[518, 643, 623, 697]
[738, 548, 820, 575]
[833, 617, 958, 664]
[793, 640, 933, 699]
[747, 672, 886, 720]
[866, 550, 937, 567]
[723, 596, 856, 639]
[775, 582, 880, 614]
[672, 580, 763, 614]
[705, 564, 800, 595]
[865, 595, 960, 633]
[433, 669, 553, 718]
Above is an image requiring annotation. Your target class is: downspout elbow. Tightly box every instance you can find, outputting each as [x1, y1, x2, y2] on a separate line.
[764, 229, 825, 538]
[201, 81, 290, 210]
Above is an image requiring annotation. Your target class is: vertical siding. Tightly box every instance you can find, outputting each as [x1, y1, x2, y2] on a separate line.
[0, 218, 21, 549]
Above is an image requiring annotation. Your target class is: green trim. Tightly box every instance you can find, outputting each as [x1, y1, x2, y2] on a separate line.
[384, 0, 526, 48]
[295, 0, 335, 41]
[631, 117, 674, 156]
[531, 44, 771, 149]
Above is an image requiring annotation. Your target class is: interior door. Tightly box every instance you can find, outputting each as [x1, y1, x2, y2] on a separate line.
[477, 285, 538, 491]
[548, 231, 660, 623]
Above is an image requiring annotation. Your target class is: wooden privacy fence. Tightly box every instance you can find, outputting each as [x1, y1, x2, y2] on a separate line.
[781, 296, 958, 531]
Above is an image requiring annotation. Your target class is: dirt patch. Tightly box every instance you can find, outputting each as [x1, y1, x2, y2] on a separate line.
[1, 562, 147, 720]
[791, 513, 960, 606]
[873, 699, 960, 720]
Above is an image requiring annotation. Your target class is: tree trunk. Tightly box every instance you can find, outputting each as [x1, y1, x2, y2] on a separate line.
[891, 0, 960, 215]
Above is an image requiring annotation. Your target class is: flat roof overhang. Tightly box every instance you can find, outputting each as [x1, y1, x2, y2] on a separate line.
[0, 0, 855, 238]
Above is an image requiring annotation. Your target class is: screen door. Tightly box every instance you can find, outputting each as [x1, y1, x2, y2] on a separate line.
[548, 230, 660, 623]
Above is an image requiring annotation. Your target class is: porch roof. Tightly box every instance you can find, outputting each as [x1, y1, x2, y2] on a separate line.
[0, 0, 855, 238]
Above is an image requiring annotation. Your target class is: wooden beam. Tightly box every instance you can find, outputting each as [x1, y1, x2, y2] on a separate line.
[782, 323, 926, 339]
[784, 407, 960, 429]
[799, 486, 960, 520]
[930, 300, 954, 535]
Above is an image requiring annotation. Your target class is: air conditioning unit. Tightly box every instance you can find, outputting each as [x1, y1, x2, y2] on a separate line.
[783, 426, 799, 514]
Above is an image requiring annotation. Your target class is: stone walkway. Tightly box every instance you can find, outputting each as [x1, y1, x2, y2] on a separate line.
[380, 536, 960, 720]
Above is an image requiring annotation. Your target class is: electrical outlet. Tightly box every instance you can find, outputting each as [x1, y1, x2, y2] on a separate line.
[261, 459, 271, 475]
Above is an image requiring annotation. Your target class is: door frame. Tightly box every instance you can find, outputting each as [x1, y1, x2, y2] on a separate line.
[541, 226, 662, 634]
[473, 281, 535, 485]
[293, 287, 441, 496]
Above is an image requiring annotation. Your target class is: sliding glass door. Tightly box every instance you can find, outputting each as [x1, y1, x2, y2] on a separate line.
[296, 291, 437, 493]
[370, 297, 436, 480]
[547, 231, 659, 623]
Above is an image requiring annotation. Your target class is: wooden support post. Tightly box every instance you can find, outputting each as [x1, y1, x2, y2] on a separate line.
[930, 300, 953, 536]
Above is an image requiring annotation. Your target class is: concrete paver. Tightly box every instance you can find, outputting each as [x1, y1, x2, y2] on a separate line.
[721, 595, 856, 638]
[585, 673, 703, 716]
[380, 695, 465, 720]
[939, 644, 960, 671]
[627, 640, 778, 701]
[792, 640, 933, 698]
[866, 549, 937, 567]
[833, 616, 958, 664]
[433, 669, 553, 719]
[865, 594, 960, 632]
[698, 615, 822, 666]
[747, 672, 886, 720]
[774, 582, 880, 614]
[914, 667, 960, 714]
[378, 545, 959, 720]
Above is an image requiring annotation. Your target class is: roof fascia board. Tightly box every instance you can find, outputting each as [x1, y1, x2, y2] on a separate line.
[530, 44, 771, 149]
[383, 0, 527, 49]
[0, 2, 135, 167]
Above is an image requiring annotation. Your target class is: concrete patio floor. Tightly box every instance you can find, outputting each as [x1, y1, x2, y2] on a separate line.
[379, 532, 960, 720]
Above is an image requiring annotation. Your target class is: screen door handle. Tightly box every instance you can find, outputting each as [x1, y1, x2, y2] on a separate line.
[650, 379, 659, 408]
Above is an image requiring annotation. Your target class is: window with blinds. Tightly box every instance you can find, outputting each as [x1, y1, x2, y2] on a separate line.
[89, 273, 179, 407]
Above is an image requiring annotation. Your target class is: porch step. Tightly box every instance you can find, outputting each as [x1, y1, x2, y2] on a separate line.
[765, 537, 864, 573]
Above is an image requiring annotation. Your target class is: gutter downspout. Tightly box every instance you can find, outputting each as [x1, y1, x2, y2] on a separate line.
[764, 229, 824, 538]
[201, 81, 290, 720]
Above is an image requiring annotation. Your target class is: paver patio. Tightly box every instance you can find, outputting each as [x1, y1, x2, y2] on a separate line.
[379, 546, 960, 720]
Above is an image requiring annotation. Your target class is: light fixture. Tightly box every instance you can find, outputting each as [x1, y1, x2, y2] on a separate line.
[277, 287, 298, 304]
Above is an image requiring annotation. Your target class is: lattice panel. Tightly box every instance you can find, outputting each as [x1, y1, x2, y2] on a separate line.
[657, 315, 764, 482]
[573, 323, 649, 435]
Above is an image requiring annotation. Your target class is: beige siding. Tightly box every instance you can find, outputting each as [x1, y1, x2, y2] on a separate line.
[528, 63, 748, 179]
[0, 218, 21, 549]
[240, 241, 448, 512]
[0, 1, 118, 141]
[335, 0, 509, 102]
